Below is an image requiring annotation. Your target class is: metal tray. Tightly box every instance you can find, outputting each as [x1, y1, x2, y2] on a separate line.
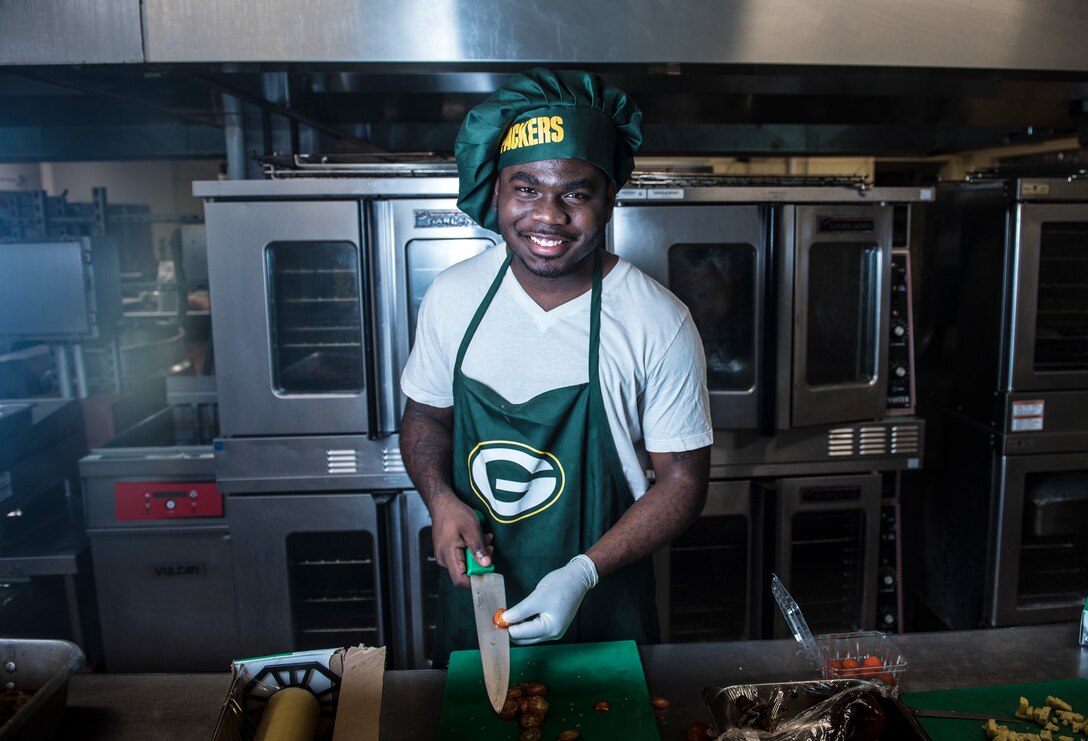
[0, 639, 84, 741]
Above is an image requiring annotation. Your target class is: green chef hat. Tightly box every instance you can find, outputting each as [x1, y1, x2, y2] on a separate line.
[455, 68, 643, 232]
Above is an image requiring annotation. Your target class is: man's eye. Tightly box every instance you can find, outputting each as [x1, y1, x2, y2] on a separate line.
[565, 192, 588, 200]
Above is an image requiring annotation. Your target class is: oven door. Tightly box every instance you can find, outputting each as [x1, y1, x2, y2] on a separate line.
[205, 200, 372, 437]
[763, 473, 882, 637]
[988, 450, 1088, 626]
[781, 205, 892, 429]
[387, 490, 438, 668]
[654, 480, 761, 642]
[371, 199, 499, 433]
[228, 492, 384, 658]
[610, 204, 768, 429]
[1006, 203, 1088, 392]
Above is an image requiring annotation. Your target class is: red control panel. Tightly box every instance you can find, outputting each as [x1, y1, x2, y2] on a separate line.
[114, 482, 223, 520]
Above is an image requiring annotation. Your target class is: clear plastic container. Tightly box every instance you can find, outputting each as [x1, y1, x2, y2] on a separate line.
[816, 631, 907, 694]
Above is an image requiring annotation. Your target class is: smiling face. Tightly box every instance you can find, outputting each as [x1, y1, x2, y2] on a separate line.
[493, 158, 616, 284]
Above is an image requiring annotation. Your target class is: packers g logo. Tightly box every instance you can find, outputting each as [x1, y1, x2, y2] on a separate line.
[467, 440, 565, 523]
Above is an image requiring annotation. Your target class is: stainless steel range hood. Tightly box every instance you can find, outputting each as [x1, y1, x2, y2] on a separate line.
[1, 0, 1087, 161]
[4, 0, 1087, 71]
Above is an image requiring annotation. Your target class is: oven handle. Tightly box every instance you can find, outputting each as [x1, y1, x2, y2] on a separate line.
[87, 524, 230, 536]
[362, 197, 382, 438]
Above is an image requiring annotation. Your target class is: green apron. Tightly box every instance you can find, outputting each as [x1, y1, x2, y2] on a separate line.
[433, 250, 659, 668]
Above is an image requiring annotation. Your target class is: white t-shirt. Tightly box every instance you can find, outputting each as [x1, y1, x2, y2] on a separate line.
[401, 245, 713, 499]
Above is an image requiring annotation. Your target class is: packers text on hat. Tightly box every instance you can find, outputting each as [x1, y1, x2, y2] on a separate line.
[499, 115, 565, 154]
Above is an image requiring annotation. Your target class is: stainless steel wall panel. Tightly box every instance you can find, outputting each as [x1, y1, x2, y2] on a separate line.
[0, 0, 144, 64]
[145, 0, 1088, 72]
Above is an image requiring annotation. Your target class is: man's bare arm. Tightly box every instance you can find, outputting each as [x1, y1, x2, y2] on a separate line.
[399, 398, 490, 588]
[584, 446, 710, 577]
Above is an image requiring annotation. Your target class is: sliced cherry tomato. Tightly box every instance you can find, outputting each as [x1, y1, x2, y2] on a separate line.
[493, 608, 509, 629]
[687, 721, 712, 740]
[558, 731, 580, 741]
[593, 701, 611, 712]
[651, 696, 670, 710]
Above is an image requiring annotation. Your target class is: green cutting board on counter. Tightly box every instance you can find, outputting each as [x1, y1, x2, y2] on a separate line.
[902, 679, 1088, 741]
[440, 640, 659, 740]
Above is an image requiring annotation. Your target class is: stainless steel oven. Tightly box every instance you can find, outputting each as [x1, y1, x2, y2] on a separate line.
[917, 177, 1088, 423]
[610, 180, 931, 430]
[197, 176, 498, 492]
[80, 377, 237, 672]
[906, 404, 1088, 629]
[909, 175, 1088, 629]
[653, 473, 883, 642]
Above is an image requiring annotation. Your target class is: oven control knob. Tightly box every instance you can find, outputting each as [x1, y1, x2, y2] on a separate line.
[892, 322, 907, 338]
[165, 499, 176, 511]
[893, 365, 907, 378]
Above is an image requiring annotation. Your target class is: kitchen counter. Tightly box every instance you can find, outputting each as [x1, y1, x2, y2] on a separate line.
[53, 622, 1088, 740]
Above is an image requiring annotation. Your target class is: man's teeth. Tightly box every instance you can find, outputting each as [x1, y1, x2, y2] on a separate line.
[528, 235, 564, 247]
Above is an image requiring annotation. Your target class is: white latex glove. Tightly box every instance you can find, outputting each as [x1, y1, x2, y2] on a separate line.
[503, 555, 598, 645]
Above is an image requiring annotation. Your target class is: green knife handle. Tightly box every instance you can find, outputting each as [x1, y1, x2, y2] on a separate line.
[465, 509, 494, 576]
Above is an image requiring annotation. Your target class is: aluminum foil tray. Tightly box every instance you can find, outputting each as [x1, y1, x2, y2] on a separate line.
[0, 639, 84, 741]
[702, 679, 927, 740]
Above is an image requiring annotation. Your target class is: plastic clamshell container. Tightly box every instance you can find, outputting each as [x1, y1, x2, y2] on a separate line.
[0, 638, 85, 741]
[817, 631, 907, 694]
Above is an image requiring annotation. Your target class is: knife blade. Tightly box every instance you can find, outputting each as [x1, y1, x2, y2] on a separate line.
[466, 512, 510, 713]
[907, 707, 1022, 724]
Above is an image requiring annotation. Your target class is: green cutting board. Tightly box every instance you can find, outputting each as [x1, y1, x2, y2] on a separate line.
[440, 640, 659, 740]
[902, 679, 1088, 741]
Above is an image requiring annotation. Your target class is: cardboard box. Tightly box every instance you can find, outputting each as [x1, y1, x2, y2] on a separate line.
[210, 645, 385, 741]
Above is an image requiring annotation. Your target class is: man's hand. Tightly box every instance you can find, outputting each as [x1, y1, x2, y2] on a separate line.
[401, 399, 494, 588]
[429, 493, 493, 589]
[502, 555, 598, 644]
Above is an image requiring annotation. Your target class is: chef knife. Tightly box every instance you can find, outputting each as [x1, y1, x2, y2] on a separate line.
[466, 511, 510, 713]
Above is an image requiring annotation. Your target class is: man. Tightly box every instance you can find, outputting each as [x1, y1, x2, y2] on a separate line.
[400, 68, 712, 667]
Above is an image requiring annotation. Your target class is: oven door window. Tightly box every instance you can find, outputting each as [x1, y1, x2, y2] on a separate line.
[1019, 469, 1088, 609]
[1034, 222, 1088, 373]
[266, 240, 365, 395]
[668, 243, 757, 391]
[405, 238, 493, 345]
[805, 242, 880, 387]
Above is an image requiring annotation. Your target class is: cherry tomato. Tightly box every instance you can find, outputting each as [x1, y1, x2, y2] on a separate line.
[687, 721, 712, 741]
[651, 696, 670, 710]
[493, 608, 509, 629]
[841, 657, 859, 670]
[862, 655, 882, 668]
[879, 672, 898, 687]
[593, 701, 611, 712]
